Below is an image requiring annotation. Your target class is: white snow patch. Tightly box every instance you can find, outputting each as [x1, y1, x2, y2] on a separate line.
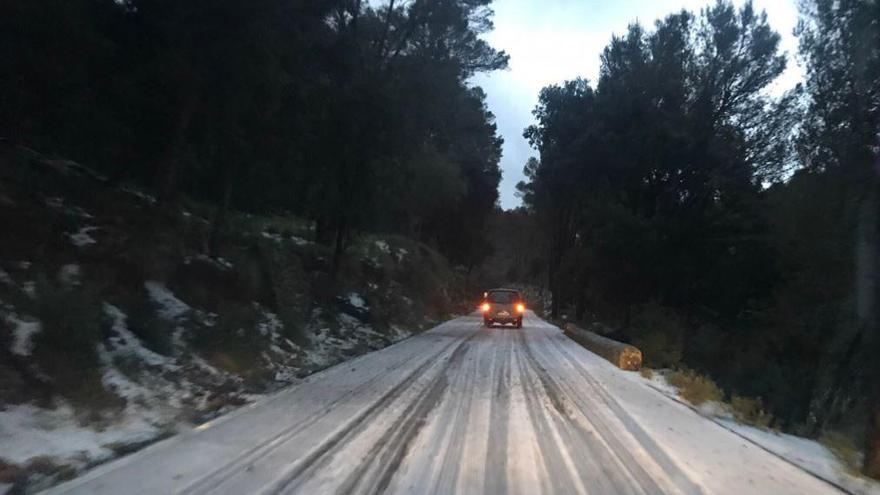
[58, 263, 81, 286]
[391, 325, 412, 342]
[261, 231, 282, 243]
[72, 206, 94, 219]
[347, 292, 367, 310]
[68, 226, 99, 247]
[121, 186, 156, 204]
[144, 281, 190, 321]
[290, 235, 310, 246]
[7, 313, 42, 356]
[0, 268, 13, 286]
[256, 307, 284, 341]
[21, 281, 36, 298]
[0, 403, 158, 466]
[185, 254, 234, 270]
[374, 240, 390, 253]
[103, 303, 177, 370]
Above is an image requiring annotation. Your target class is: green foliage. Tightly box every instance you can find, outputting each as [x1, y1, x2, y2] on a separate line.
[0, 0, 506, 270]
[667, 368, 724, 406]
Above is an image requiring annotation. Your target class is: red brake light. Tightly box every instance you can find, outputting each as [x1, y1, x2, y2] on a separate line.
[516, 303, 525, 313]
[481, 302, 491, 312]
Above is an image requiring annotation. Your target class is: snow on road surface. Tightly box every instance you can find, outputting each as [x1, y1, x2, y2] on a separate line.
[46, 313, 843, 495]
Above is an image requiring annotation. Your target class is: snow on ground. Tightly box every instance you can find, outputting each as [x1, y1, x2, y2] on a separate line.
[395, 247, 408, 262]
[103, 304, 177, 370]
[0, 403, 157, 466]
[183, 254, 234, 270]
[374, 239, 390, 253]
[39, 314, 848, 495]
[290, 235, 310, 246]
[120, 186, 156, 205]
[58, 263, 81, 286]
[0, 268, 13, 286]
[347, 292, 367, 310]
[623, 368, 880, 495]
[260, 231, 283, 243]
[7, 313, 41, 356]
[144, 281, 190, 322]
[21, 281, 35, 298]
[67, 226, 99, 247]
[718, 419, 880, 495]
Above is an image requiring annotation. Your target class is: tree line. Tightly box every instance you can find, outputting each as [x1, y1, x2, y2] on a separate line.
[0, 0, 508, 271]
[517, 0, 880, 475]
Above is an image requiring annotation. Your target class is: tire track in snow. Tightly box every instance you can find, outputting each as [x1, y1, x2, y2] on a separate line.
[265, 328, 482, 495]
[482, 328, 512, 495]
[512, 341, 585, 494]
[181, 346, 431, 495]
[531, 318, 703, 495]
[517, 328, 663, 494]
[56, 314, 792, 495]
[332, 334, 476, 494]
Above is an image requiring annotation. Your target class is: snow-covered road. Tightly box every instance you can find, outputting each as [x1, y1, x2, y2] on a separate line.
[46, 313, 841, 494]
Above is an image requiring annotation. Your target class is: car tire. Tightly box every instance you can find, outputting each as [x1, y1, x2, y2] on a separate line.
[484, 319, 492, 328]
[515, 319, 522, 329]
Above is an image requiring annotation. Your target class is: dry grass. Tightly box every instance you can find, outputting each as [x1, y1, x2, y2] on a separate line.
[666, 368, 723, 405]
[639, 367, 654, 379]
[730, 395, 773, 429]
[820, 431, 862, 474]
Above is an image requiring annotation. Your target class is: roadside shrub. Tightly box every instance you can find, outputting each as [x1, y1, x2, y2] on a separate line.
[667, 368, 723, 405]
[820, 431, 862, 473]
[190, 303, 275, 389]
[118, 291, 174, 356]
[629, 302, 684, 368]
[31, 279, 120, 410]
[730, 395, 773, 429]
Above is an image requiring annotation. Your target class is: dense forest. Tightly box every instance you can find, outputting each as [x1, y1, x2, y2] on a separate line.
[1, 0, 507, 272]
[516, 0, 880, 476]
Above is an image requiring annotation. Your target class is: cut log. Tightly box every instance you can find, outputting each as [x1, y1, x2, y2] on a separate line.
[563, 323, 642, 371]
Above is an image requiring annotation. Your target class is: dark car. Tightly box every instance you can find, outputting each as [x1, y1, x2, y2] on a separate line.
[480, 288, 525, 328]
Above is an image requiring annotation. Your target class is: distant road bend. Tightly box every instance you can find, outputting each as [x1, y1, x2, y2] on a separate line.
[48, 313, 841, 494]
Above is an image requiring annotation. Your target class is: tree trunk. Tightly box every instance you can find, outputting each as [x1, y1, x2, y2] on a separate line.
[331, 217, 348, 279]
[208, 164, 234, 256]
[159, 91, 199, 203]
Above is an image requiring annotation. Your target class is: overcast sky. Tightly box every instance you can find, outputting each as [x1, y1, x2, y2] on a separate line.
[470, 0, 803, 209]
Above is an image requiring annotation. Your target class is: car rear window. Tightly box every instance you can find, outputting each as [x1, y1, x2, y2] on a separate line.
[487, 291, 518, 303]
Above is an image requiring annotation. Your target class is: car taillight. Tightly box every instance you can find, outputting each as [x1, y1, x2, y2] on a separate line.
[481, 302, 491, 312]
[516, 303, 525, 313]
